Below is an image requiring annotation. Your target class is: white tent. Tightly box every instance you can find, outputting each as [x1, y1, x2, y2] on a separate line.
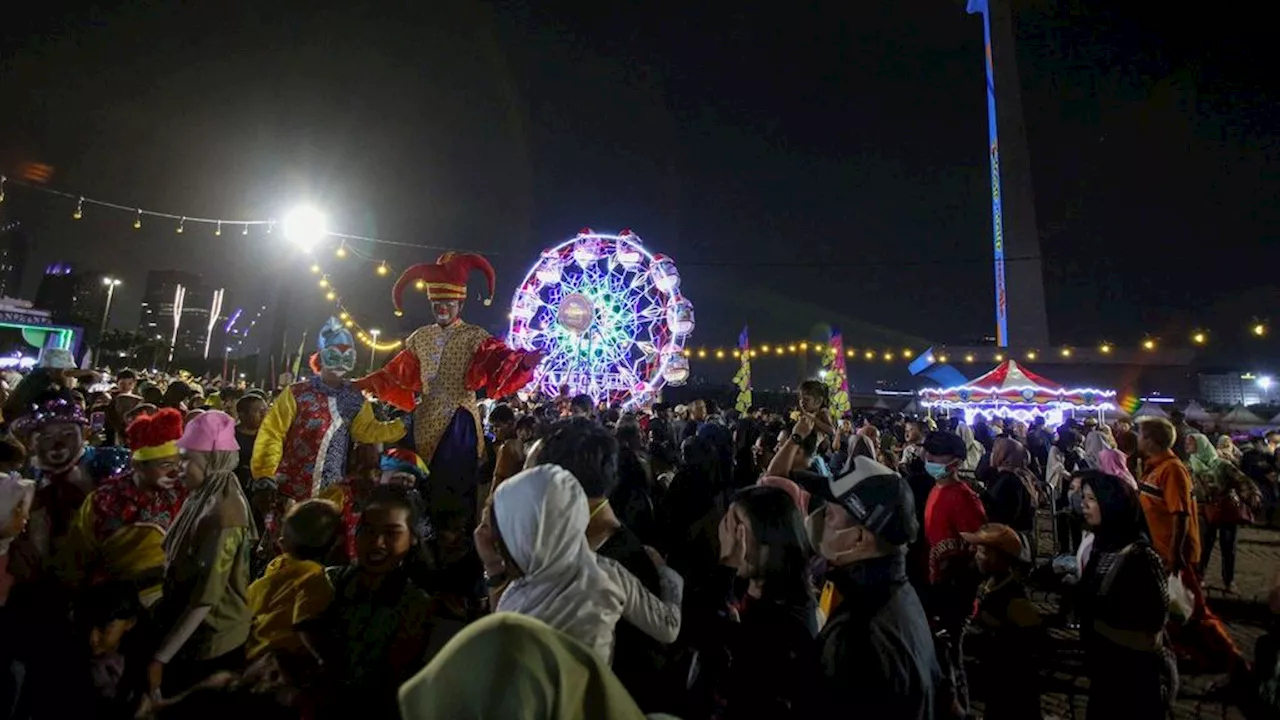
[1182, 401, 1216, 424]
[1131, 401, 1169, 419]
[872, 397, 891, 410]
[1220, 404, 1265, 428]
[899, 397, 923, 415]
[1269, 411, 1280, 426]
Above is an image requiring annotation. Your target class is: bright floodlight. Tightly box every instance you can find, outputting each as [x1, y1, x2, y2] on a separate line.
[282, 206, 328, 252]
[1259, 376, 1273, 391]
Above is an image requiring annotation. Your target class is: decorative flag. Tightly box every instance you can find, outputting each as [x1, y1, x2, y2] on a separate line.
[734, 326, 752, 414]
[824, 331, 851, 418]
[290, 331, 309, 378]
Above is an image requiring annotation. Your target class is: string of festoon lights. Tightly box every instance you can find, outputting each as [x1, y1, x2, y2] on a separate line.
[1, 174, 1271, 356]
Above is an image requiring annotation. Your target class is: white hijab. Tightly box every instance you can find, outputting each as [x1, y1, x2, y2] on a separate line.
[493, 465, 625, 660]
[0, 473, 35, 557]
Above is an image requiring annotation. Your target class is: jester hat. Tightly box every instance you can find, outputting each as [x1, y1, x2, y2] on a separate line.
[126, 407, 185, 462]
[392, 252, 495, 315]
[10, 392, 88, 438]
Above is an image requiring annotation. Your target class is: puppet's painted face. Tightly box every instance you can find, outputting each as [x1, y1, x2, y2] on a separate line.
[33, 422, 86, 471]
[320, 345, 357, 376]
[433, 300, 462, 327]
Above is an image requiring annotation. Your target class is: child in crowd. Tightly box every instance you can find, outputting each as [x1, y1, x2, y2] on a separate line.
[798, 380, 836, 441]
[961, 523, 1043, 720]
[75, 581, 144, 718]
[245, 499, 342, 666]
[317, 485, 436, 718]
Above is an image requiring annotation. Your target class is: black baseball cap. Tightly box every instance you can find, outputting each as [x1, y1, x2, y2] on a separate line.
[795, 456, 918, 546]
[923, 430, 966, 460]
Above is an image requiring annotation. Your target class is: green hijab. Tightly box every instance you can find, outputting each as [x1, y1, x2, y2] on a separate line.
[1187, 433, 1221, 476]
[398, 613, 650, 720]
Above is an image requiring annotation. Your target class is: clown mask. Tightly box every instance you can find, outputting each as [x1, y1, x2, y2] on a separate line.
[33, 422, 88, 473]
[320, 345, 357, 376]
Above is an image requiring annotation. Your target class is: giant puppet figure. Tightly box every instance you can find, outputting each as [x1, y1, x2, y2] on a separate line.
[251, 317, 407, 511]
[357, 252, 541, 516]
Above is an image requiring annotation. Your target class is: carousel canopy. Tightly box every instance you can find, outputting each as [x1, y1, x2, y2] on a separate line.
[919, 360, 1115, 409]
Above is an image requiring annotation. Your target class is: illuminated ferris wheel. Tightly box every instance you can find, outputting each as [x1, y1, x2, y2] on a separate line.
[507, 229, 694, 409]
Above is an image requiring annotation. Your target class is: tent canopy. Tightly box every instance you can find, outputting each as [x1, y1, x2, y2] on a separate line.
[1220, 404, 1265, 427]
[966, 360, 1061, 391]
[1131, 401, 1170, 419]
[1182, 400, 1216, 423]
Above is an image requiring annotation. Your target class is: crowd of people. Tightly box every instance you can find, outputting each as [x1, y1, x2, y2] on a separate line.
[1, 343, 1279, 718]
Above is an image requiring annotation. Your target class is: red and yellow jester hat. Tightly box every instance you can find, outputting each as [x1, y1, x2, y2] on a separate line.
[392, 252, 495, 316]
[127, 407, 184, 462]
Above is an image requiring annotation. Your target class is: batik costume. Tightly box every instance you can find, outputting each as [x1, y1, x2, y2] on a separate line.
[251, 317, 407, 507]
[57, 408, 186, 606]
[357, 253, 539, 514]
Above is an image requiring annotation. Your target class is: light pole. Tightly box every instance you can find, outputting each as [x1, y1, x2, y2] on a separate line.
[99, 277, 122, 339]
[368, 329, 381, 371]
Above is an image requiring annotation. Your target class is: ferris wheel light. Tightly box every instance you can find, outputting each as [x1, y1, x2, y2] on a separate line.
[511, 230, 692, 409]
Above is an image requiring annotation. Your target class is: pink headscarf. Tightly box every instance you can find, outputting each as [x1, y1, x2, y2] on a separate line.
[1097, 448, 1137, 490]
[758, 475, 811, 515]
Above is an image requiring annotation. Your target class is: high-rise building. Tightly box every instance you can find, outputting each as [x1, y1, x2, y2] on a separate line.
[0, 220, 30, 299]
[139, 270, 200, 355]
[34, 263, 107, 341]
[138, 270, 226, 360]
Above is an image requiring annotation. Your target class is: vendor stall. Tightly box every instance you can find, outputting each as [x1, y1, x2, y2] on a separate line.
[918, 359, 1115, 427]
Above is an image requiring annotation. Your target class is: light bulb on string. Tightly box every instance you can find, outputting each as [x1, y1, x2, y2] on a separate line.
[414, 279, 426, 291]
[176, 217, 185, 234]
[133, 210, 142, 229]
[319, 277, 329, 288]
[242, 224, 249, 235]
[72, 197, 83, 220]
[335, 243, 347, 258]
[377, 263, 390, 277]
[215, 221, 222, 237]
[310, 264, 321, 274]
[325, 290, 336, 301]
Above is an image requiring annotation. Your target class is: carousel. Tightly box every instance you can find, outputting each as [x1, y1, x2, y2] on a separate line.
[918, 359, 1115, 426]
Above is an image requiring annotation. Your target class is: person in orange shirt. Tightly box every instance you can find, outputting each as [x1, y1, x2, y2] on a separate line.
[1136, 417, 1245, 675]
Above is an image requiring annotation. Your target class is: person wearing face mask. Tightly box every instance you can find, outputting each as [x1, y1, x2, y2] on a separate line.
[57, 408, 188, 607]
[251, 318, 407, 554]
[795, 455, 940, 719]
[355, 253, 543, 529]
[921, 429, 987, 718]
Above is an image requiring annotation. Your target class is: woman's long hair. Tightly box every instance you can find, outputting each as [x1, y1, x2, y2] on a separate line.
[1078, 469, 1150, 553]
[731, 485, 813, 606]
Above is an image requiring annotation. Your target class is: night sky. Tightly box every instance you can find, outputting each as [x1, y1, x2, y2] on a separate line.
[1, 1, 1276, 377]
